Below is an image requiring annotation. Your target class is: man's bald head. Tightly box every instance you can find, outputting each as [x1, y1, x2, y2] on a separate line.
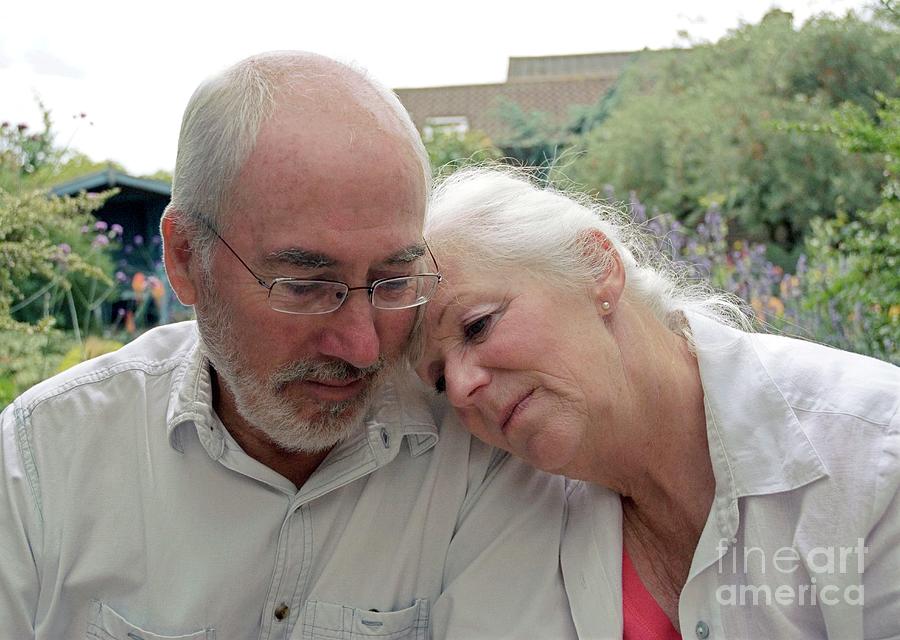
[164, 51, 429, 267]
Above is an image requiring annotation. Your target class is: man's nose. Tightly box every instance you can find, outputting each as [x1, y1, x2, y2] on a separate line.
[317, 293, 381, 369]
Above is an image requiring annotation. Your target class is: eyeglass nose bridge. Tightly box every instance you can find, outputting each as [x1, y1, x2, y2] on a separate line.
[334, 284, 377, 308]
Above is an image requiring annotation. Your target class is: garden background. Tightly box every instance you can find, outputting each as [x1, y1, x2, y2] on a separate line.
[1, 5, 898, 407]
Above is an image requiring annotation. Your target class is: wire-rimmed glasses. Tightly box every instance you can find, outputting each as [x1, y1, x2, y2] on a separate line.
[203, 221, 442, 315]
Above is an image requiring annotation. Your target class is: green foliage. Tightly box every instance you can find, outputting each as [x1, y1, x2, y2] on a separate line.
[139, 169, 173, 183]
[560, 10, 897, 252]
[0, 106, 60, 192]
[0, 329, 76, 407]
[424, 128, 502, 178]
[1, 104, 125, 193]
[0, 189, 116, 333]
[800, 91, 900, 363]
[802, 205, 899, 362]
[0, 186, 126, 406]
[35, 153, 126, 189]
[491, 99, 568, 171]
[56, 335, 124, 373]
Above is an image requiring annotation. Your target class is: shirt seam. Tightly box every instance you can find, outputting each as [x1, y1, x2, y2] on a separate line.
[13, 401, 45, 541]
[13, 355, 187, 539]
[22, 355, 186, 416]
[791, 405, 893, 428]
[705, 396, 739, 536]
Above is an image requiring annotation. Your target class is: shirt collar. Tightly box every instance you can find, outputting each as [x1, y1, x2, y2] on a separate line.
[688, 313, 828, 535]
[165, 329, 438, 458]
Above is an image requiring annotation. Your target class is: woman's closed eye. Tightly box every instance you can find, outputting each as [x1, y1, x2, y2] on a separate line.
[463, 315, 493, 342]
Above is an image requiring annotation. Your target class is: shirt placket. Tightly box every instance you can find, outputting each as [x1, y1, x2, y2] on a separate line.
[259, 500, 315, 640]
[256, 428, 396, 640]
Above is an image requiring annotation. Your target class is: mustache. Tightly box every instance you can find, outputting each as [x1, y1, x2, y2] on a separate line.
[270, 357, 386, 391]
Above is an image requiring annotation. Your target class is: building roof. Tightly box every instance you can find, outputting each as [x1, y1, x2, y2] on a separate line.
[395, 75, 616, 144]
[506, 50, 639, 80]
[51, 168, 171, 197]
[395, 50, 651, 145]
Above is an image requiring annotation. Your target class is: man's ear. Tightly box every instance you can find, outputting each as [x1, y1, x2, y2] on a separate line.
[161, 214, 199, 306]
[582, 229, 625, 315]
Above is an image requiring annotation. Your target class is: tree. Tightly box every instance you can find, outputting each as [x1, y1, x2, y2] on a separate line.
[0, 188, 118, 405]
[801, 91, 900, 363]
[0, 104, 125, 406]
[560, 10, 898, 259]
[0, 107, 59, 192]
[424, 128, 502, 178]
[1, 104, 128, 193]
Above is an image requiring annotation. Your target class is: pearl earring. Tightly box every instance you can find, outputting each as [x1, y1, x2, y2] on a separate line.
[601, 301, 611, 311]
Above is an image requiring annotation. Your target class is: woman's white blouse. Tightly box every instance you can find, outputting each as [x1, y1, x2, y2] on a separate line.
[562, 314, 900, 640]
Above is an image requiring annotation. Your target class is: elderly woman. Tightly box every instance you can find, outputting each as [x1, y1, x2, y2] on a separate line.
[416, 167, 900, 639]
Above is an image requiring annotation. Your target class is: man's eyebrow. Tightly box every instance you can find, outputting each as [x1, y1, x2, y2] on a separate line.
[263, 249, 335, 270]
[385, 244, 426, 265]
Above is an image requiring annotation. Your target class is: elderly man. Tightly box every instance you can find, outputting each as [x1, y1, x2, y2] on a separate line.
[0, 52, 574, 638]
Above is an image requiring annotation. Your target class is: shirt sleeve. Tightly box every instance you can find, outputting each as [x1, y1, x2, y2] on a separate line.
[431, 436, 576, 639]
[0, 401, 40, 637]
[863, 413, 900, 640]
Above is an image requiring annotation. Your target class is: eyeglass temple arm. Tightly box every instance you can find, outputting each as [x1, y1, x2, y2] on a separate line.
[198, 216, 270, 289]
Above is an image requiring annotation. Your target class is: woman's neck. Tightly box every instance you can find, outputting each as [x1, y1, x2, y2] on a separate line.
[580, 305, 716, 535]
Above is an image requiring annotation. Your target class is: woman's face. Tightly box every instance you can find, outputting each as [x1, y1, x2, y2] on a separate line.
[416, 259, 616, 475]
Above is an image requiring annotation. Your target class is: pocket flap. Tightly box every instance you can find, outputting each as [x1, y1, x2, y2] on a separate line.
[87, 600, 215, 640]
[302, 598, 429, 639]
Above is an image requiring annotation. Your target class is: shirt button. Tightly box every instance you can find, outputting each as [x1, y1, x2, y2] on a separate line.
[695, 620, 710, 639]
[274, 603, 290, 621]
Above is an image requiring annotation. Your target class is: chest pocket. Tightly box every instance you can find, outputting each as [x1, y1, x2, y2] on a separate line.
[300, 599, 429, 640]
[86, 600, 216, 640]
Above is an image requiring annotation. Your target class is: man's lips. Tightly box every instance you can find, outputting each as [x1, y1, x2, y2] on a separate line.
[499, 388, 536, 433]
[296, 377, 368, 402]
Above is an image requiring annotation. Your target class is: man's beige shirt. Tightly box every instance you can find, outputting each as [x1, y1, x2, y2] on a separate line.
[1, 321, 576, 639]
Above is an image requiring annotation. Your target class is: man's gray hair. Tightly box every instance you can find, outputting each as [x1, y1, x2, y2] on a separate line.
[163, 51, 430, 270]
[426, 167, 752, 338]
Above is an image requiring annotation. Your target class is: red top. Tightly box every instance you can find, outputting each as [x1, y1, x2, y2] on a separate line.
[622, 545, 683, 640]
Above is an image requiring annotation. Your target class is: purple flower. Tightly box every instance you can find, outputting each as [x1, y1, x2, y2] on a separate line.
[151, 235, 161, 246]
[58, 243, 71, 255]
[92, 235, 110, 248]
[94, 220, 108, 232]
[110, 223, 124, 237]
[629, 192, 647, 223]
[124, 245, 134, 254]
[133, 234, 144, 246]
[115, 271, 128, 283]
[81, 225, 90, 234]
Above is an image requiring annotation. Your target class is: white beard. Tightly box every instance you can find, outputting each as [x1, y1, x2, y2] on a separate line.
[194, 279, 389, 453]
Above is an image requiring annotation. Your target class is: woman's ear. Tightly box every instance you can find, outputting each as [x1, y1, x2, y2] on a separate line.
[582, 229, 625, 316]
[161, 213, 199, 306]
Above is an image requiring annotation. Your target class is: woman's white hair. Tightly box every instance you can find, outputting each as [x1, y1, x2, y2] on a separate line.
[163, 50, 429, 270]
[426, 166, 752, 337]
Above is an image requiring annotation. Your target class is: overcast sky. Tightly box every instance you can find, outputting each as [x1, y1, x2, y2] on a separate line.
[2, 0, 872, 176]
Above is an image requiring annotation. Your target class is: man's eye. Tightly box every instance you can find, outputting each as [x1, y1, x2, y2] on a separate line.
[283, 282, 327, 298]
[463, 315, 491, 342]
